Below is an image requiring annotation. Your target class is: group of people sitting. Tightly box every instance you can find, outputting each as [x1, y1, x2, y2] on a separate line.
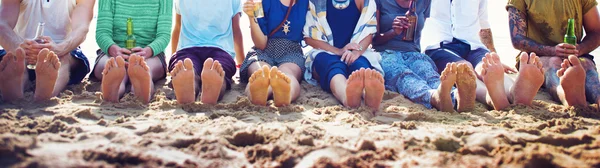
[0, 0, 599, 113]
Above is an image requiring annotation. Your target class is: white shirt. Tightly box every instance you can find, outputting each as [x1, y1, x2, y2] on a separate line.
[14, 0, 77, 44]
[421, 0, 490, 51]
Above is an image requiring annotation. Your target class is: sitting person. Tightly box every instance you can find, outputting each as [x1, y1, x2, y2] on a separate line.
[92, 0, 172, 104]
[240, 0, 309, 107]
[507, 0, 600, 107]
[373, 0, 477, 112]
[420, 0, 545, 110]
[169, 0, 244, 104]
[0, 0, 94, 102]
[303, 0, 385, 110]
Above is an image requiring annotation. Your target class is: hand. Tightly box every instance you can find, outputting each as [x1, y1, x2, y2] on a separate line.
[31, 36, 65, 58]
[131, 47, 153, 59]
[341, 50, 361, 65]
[19, 40, 37, 65]
[554, 43, 579, 57]
[392, 16, 410, 35]
[502, 63, 518, 74]
[342, 43, 361, 52]
[107, 45, 132, 59]
[243, 0, 256, 18]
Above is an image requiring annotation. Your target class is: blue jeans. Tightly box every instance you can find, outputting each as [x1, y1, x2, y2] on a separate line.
[0, 48, 90, 85]
[380, 50, 456, 109]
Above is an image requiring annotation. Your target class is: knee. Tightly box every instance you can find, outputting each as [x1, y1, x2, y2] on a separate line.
[547, 57, 563, 67]
[579, 58, 596, 71]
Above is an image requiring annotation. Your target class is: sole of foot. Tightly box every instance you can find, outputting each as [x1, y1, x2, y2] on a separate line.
[557, 55, 587, 107]
[456, 63, 477, 112]
[34, 49, 60, 101]
[128, 54, 152, 104]
[248, 65, 270, 106]
[0, 48, 26, 102]
[171, 58, 197, 104]
[433, 63, 457, 112]
[364, 68, 385, 111]
[101, 56, 126, 102]
[345, 68, 365, 108]
[511, 52, 544, 105]
[481, 52, 510, 110]
[270, 67, 292, 107]
[200, 58, 225, 105]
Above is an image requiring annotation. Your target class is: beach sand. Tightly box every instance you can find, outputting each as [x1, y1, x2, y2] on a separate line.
[2, 0, 600, 167]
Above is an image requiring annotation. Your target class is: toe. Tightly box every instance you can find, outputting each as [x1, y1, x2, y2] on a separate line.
[261, 65, 270, 77]
[270, 66, 278, 79]
[203, 58, 214, 71]
[37, 49, 50, 63]
[568, 55, 581, 66]
[183, 58, 194, 70]
[115, 56, 126, 68]
[15, 48, 26, 63]
[492, 52, 501, 63]
[519, 52, 529, 64]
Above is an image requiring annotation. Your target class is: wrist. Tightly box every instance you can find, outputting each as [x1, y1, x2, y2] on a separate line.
[389, 29, 400, 36]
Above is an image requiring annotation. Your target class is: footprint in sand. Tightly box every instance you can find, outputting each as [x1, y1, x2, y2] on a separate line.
[101, 56, 126, 103]
[34, 48, 60, 101]
[511, 52, 544, 105]
[249, 65, 270, 106]
[200, 58, 225, 105]
[171, 58, 196, 104]
[557, 55, 587, 107]
[128, 54, 152, 104]
[346, 68, 365, 108]
[270, 67, 292, 107]
[0, 48, 26, 101]
[456, 63, 477, 112]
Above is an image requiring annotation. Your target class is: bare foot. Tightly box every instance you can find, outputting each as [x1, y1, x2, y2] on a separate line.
[511, 52, 544, 105]
[456, 63, 477, 112]
[431, 63, 457, 112]
[364, 69, 385, 110]
[0, 48, 26, 101]
[101, 56, 126, 102]
[171, 59, 196, 104]
[34, 49, 60, 101]
[556, 55, 587, 107]
[200, 58, 225, 105]
[481, 52, 510, 110]
[248, 65, 270, 106]
[128, 54, 152, 104]
[345, 68, 365, 108]
[270, 67, 291, 107]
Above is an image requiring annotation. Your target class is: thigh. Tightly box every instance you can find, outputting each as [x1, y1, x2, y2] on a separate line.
[466, 48, 488, 68]
[209, 49, 236, 80]
[278, 62, 303, 81]
[92, 53, 111, 81]
[145, 54, 167, 81]
[348, 56, 372, 73]
[426, 49, 465, 73]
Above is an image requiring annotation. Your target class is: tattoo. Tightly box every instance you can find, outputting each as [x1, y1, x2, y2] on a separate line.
[479, 29, 496, 52]
[585, 69, 600, 103]
[508, 7, 555, 56]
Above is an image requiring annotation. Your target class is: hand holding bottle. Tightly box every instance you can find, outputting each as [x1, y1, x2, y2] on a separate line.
[130, 47, 154, 59]
[108, 44, 132, 59]
[554, 43, 579, 57]
[243, 0, 256, 18]
[392, 16, 410, 36]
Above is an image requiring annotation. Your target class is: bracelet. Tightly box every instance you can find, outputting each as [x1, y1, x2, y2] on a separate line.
[236, 64, 242, 68]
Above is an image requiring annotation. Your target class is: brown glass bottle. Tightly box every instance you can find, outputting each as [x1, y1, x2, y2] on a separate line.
[402, 0, 417, 41]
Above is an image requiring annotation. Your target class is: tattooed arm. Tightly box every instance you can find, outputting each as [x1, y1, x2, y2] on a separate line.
[479, 29, 496, 53]
[578, 7, 600, 55]
[508, 7, 555, 56]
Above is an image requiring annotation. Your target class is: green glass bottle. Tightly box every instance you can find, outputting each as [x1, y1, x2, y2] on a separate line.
[564, 18, 577, 45]
[125, 18, 136, 50]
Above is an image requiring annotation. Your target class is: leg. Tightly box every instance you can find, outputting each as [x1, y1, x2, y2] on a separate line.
[272, 63, 303, 107]
[200, 58, 226, 105]
[34, 49, 61, 101]
[170, 58, 196, 104]
[404, 52, 442, 89]
[247, 64, 271, 106]
[578, 57, 600, 105]
[128, 54, 153, 103]
[100, 56, 127, 102]
[509, 52, 544, 105]
[0, 48, 27, 101]
[480, 53, 510, 110]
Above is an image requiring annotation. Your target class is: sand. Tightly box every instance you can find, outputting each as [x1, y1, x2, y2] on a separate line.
[2, 0, 600, 167]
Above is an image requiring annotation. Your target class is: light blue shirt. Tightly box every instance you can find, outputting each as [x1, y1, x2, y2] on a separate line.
[175, 0, 242, 57]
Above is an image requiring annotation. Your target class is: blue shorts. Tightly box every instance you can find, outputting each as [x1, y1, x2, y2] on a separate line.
[425, 38, 489, 73]
[0, 48, 90, 85]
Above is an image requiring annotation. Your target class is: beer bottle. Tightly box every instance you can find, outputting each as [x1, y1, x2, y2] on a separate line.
[28, 22, 46, 69]
[402, 0, 417, 41]
[564, 18, 576, 45]
[125, 18, 136, 50]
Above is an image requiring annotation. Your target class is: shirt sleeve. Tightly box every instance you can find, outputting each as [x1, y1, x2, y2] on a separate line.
[174, 0, 180, 14]
[257, 0, 270, 35]
[582, 0, 598, 15]
[96, 0, 116, 55]
[233, 0, 242, 17]
[478, 0, 490, 29]
[506, 0, 526, 12]
[423, 0, 431, 18]
[147, 0, 173, 56]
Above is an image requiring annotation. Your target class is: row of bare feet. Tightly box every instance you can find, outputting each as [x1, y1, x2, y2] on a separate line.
[0, 48, 60, 102]
[248, 65, 292, 107]
[101, 54, 153, 104]
[344, 68, 385, 110]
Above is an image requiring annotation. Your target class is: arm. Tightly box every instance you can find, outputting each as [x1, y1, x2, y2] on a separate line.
[479, 29, 496, 53]
[145, 0, 173, 57]
[232, 13, 245, 64]
[0, 0, 24, 52]
[304, 38, 344, 55]
[372, 10, 401, 46]
[577, 7, 600, 55]
[49, 0, 95, 57]
[243, 0, 268, 50]
[96, 0, 118, 56]
[478, 0, 496, 53]
[508, 7, 562, 56]
[171, 14, 181, 55]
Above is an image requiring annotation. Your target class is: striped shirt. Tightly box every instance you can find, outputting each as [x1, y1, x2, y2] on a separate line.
[96, 0, 172, 56]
